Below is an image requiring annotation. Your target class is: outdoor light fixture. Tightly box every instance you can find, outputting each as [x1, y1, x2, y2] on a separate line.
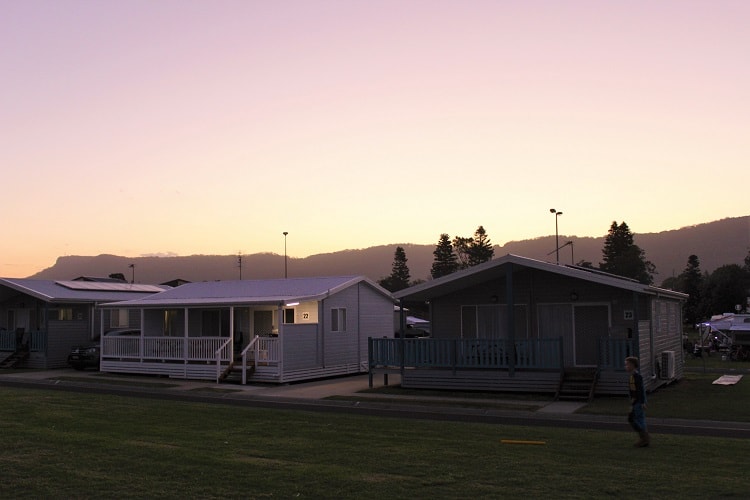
[285, 302, 299, 307]
[550, 209, 563, 265]
[570, 292, 579, 302]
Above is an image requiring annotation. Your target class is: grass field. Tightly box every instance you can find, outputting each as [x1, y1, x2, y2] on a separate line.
[580, 372, 750, 422]
[0, 387, 747, 499]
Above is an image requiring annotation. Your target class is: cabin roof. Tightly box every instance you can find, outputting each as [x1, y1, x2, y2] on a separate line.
[0, 278, 169, 303]
[394, 254, 688, 302]
[100, 275, 393, 308]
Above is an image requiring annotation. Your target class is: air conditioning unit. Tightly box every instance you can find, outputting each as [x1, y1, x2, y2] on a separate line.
[660, 351, 676, 379]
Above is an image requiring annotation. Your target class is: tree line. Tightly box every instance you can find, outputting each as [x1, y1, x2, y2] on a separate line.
[378, 226, 494, 292]
[662, 252, 750, 325]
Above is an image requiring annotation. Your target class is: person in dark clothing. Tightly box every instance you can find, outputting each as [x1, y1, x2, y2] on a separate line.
[625, 356, 650, 447]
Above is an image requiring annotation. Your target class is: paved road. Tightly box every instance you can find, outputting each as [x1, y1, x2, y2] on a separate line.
[1, 373, 748, 439]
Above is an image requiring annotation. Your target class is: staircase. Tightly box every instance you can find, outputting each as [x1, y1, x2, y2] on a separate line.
[0, 350, 30, 369]
[556, 368, 598, 402]
[218, 357, 255, 384]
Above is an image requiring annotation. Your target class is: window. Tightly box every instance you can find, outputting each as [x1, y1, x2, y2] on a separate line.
[284, 308, 295, 324]
[461, 305, 527, 338]
[331, 308, 347, 332]
[49, 308, 73, 321]
[110, 309, 129, 328]
[164, 310, 179, 336]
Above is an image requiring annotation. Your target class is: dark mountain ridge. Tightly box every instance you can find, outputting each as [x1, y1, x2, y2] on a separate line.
[27, 216, 749, 286]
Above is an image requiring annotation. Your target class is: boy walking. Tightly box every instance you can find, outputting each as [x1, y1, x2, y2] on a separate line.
[625, 356, 650, 447]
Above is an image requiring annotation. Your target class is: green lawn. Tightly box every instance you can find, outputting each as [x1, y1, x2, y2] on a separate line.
[580, 372, 750, 422]
[0, 387, 748, 499]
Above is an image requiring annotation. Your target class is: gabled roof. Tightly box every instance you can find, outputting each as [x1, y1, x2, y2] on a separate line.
[0, 278, 169, 304]
[394, 254, 688, 302]
[101, 275, 393, 308]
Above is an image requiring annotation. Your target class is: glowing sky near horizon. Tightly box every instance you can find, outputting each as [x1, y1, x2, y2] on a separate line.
[1, 0, 748, 277]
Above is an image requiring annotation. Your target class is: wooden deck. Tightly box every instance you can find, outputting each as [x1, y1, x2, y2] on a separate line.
[369, 337, 636, 395]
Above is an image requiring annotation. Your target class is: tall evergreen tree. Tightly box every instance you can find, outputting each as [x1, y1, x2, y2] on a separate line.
[599, 221, 655, 284]
[467, 225, 494, 266]
[678, 255, 703, 325]
[452, 236, 473, 270]
[431, 233, 458, 278]
[378, 246, 411, 292]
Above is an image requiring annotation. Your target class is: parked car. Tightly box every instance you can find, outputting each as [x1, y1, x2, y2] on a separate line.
[67, 344, 100, 370]
[67, 329, 140, 370]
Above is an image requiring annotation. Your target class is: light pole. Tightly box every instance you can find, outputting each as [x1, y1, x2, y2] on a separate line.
[128, 263, 135, 284]
[549, 209, 563, 264]
[283, 232, 288, 279]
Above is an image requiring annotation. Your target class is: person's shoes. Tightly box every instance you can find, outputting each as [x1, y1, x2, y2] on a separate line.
[635, 431, 650, 447]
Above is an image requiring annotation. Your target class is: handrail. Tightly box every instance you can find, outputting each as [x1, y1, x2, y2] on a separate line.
[241, 335, 260, 385]
[215, 338, 233, 383]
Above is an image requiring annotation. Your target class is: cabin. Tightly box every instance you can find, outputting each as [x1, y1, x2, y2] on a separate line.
[0, 278, 167, 369]
[370, 255, 687, 397]
[98, 276, 394, 383]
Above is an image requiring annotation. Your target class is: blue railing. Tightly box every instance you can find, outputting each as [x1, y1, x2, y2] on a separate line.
[598, 337, 635, 371]
[370, 337, 563, 371]
[0, 330, 46, 352]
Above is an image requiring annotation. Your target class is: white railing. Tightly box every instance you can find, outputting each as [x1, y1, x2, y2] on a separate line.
[102, 336, 140, 358]
[191, 337, 229, 361]
[241, 335, 260, 385]
[144, 337, 183, 360]
[256, 336, 280, 363]
[215, 338, 233, 383]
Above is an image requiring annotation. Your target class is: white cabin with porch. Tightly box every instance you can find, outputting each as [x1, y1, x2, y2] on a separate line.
[99, 276, 394, 383]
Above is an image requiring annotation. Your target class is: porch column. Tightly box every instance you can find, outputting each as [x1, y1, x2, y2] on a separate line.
[277, 305, 284, 373]
[140, 309, 145, 360]
[100, 306, 105, 356]
[229, 306, 235, 360]
[506, 263, 515, 377]
[184, 308, 189, 362]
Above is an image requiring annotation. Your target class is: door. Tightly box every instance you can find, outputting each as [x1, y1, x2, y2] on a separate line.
[574, 305, 609, 366]
[253, 310, 274, 336]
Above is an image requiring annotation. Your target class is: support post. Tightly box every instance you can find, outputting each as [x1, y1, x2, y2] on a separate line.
[229, 306, 235, 362]
[506, 263, 515, 377]
[183, 308, 189, 363]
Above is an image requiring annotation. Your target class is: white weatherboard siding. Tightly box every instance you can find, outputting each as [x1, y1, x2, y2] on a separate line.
[357, 282, 395, 364]
[323, 285, 359, 368]
[283, 324, 319, 371]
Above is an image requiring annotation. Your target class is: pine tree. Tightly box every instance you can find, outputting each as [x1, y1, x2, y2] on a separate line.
[379, 246, 411, 292]
[678, 255, 703, 325]
[467, 225, 494, 266]
[452, 236, 473, 270]
[599, 221, 655, 284]
[431, 233, 458, 278]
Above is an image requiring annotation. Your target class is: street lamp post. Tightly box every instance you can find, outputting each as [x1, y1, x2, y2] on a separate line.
[549, 209, 563, 265]
[283, 232, 288, 279]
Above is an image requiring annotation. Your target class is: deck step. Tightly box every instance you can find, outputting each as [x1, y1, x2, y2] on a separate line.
[0, 350, 29, 369]
[555, 369, 598, 402]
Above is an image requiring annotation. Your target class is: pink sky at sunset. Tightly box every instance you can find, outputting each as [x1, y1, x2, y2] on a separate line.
[1, 1, 748, 277]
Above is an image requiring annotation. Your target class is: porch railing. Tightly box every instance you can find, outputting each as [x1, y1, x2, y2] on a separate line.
[0, 330, 45, 352]
[102, 336, 233, 362]
[370, 337, 563, 371]
[256, 336, 280, 364]
[598, 337, 635, 371]
[102, 336, 140, 358]
[215, 338, 233, 383]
